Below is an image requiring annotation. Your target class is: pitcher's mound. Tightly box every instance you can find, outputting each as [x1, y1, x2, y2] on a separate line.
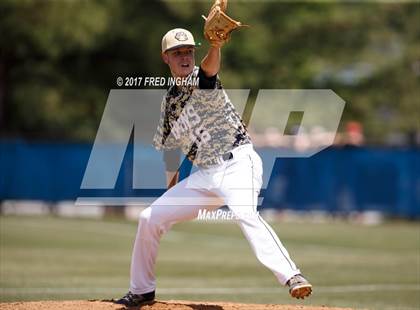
[0, 300, 354, 310]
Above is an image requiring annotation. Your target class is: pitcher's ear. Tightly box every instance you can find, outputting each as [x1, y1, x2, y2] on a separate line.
[161, 52, 169, 64]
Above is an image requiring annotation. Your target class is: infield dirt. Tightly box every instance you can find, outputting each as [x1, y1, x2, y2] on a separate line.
[0, 300, 355, 310]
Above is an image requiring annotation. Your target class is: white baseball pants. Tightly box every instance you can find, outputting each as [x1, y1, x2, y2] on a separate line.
[129, 144, 300, 294]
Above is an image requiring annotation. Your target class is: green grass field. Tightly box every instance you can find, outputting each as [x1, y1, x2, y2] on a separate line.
[0, 215, 419, 310]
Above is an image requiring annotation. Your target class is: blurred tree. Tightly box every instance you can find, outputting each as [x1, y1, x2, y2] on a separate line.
[0, 0, 418, 144]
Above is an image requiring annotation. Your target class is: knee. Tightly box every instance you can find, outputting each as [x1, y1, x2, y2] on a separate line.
[139, 207, 153, 225]
[138, 207, 166, 235]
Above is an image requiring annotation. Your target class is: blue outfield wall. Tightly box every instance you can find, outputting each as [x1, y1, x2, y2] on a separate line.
[0, 140, 419, 218]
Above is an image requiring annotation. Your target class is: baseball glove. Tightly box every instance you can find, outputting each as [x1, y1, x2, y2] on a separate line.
[202, 0, 247, 46]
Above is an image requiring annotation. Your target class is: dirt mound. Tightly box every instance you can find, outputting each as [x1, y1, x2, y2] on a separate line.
[0, 300, 354, 310]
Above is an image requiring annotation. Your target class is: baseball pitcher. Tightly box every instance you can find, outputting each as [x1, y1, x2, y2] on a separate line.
[115, 1, 312, 306]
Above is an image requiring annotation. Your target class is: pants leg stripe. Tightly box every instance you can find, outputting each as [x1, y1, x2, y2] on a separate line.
[257, 214, 297, 271]
[248, 155, 256, 213]
[248, 153, 296, 272]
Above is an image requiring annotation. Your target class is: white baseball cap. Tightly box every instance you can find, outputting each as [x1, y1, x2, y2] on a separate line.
[161, 28, 197, 53]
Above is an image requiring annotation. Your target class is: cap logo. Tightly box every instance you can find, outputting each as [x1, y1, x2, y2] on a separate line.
[175, 31, 188, 41]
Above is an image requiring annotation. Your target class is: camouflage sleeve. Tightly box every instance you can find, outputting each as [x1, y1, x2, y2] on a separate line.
[152, 97, 180, 150]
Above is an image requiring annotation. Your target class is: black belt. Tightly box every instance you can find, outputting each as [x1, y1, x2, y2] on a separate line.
[222, 152, 233, 161]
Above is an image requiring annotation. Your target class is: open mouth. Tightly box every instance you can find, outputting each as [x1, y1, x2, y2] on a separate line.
[181, 64, 190, 68]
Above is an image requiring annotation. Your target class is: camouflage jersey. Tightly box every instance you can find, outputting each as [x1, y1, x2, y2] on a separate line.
[153, 66, 251, 168]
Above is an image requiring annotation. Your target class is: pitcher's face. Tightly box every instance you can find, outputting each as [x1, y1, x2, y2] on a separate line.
[162, 46, 195, 78]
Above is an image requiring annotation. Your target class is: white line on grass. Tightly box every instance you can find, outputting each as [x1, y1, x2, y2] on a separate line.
[1, 284, 419, 295]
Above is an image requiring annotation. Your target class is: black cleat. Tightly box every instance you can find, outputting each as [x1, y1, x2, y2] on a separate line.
[114, 291, 155, 307]
[287, 274, 312, 299]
